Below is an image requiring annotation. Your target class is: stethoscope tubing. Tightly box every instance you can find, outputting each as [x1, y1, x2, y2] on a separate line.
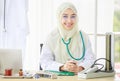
[62, 31, 86, 61]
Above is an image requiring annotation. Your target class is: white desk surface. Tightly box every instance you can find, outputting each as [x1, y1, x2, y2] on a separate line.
[0, 74, 119, 81]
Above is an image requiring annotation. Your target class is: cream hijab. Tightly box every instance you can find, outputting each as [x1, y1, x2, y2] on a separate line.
[46, 2, 88, 64]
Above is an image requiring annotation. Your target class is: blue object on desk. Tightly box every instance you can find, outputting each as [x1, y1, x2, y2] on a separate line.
[34, 74, 40, 79]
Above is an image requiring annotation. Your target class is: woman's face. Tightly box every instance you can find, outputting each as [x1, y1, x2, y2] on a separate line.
[61, 8, 77, 30]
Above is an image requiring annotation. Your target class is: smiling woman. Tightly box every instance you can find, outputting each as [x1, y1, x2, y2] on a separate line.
[40, 2, 95, 74]
[26, 0, 114, 71]
[61, 8, 77, 30]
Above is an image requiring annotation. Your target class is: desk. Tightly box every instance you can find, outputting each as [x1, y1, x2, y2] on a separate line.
[0, 75, 117, 81]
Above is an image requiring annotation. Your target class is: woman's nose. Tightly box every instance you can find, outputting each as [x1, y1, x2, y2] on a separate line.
[67, 17, 72, 23]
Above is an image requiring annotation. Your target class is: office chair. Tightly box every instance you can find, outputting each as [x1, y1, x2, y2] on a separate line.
[40, 43, 43, 70]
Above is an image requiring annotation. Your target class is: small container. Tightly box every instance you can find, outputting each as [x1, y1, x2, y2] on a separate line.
[19, 69, 23, 76]
[5, 69, 12, 76]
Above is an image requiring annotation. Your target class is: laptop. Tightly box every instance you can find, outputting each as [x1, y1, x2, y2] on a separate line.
[0, 49, 22, 75]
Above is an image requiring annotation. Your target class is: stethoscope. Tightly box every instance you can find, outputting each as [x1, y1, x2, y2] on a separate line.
[62, 31, 85, 61]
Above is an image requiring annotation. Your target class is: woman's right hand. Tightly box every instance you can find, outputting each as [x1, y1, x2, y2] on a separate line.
[60, 60, 84, 73]
[60, 60, 77, 72]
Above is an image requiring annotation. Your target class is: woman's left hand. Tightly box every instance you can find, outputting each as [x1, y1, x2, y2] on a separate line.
[69, 64, 84, 74]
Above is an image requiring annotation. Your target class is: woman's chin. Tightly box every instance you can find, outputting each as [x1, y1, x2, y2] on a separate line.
[64, 26, 73, 30]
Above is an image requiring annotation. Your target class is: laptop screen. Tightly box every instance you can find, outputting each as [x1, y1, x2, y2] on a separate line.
[0, 49, 22, 75]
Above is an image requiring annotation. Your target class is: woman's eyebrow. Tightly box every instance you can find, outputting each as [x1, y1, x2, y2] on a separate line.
[62, 14, 76, 15]
[72, 14, 76, 15]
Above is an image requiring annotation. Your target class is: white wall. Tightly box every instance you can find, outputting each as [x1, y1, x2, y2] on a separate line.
[24, 0, 39, 71]
[97, 0, 114, 59]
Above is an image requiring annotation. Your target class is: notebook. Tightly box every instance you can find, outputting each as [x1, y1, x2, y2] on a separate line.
[0, 49, 22, 75]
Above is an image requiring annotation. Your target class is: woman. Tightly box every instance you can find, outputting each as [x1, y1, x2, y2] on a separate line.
[40, 2, 95, 74]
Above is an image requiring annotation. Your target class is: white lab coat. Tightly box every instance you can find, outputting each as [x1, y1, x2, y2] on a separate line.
[0, 0, 29, 70]
[40, 39, 95, 71]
